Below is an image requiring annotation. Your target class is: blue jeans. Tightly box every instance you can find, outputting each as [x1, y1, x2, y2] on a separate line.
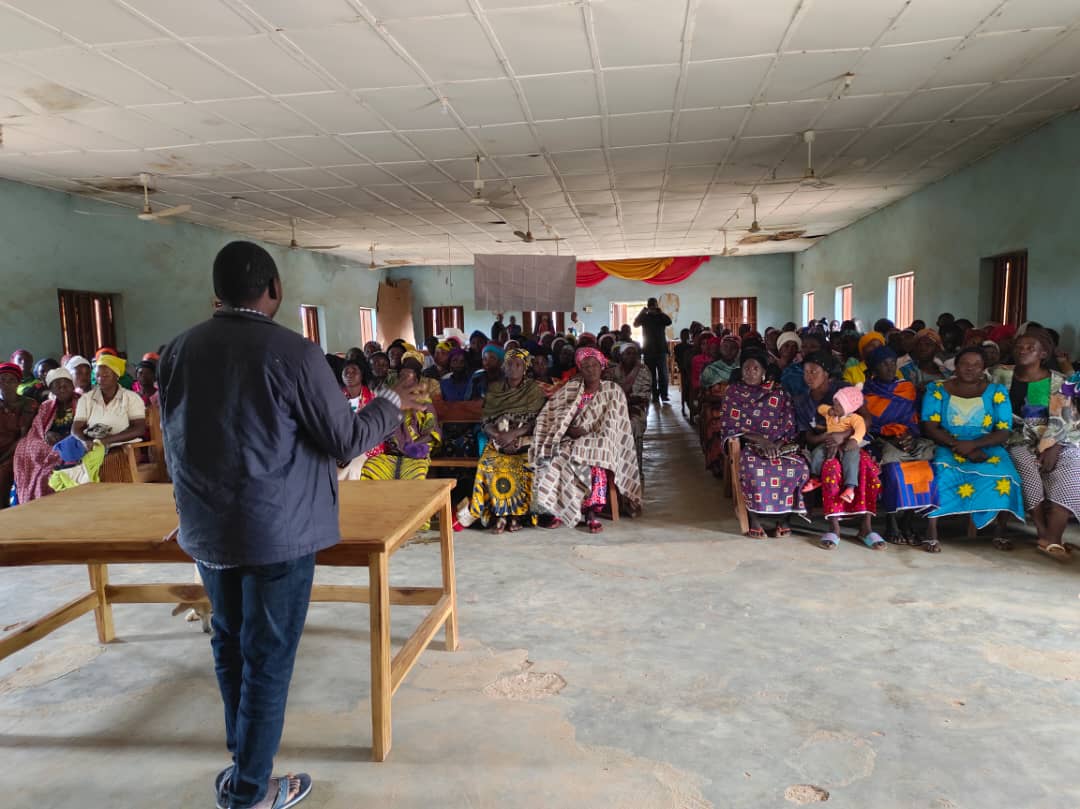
[644, 353, 669, 399]
[198, 554, 316, 809]
[809, 445, 861, 488]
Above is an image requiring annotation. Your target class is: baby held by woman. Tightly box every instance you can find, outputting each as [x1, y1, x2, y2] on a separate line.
[803, 386, 866, 503]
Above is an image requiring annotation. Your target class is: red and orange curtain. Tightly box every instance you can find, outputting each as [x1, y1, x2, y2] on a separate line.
[575, 256, 710, 287]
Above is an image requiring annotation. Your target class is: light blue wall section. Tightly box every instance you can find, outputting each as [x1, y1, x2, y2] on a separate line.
[387, 253, 794, 340]
[0, 178, 380, 360]
[794, 110, 1080, 352]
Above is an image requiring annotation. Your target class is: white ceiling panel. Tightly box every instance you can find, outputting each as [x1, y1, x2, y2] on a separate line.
[363, 0, 471, 19]
[766, 52, 862, 103]
[787, 0, 906, 50]
[273, 136, 360, 166]
[11, 48, 175, 106]
[197, 36, 331, 95]
[385, 16, 503, 82]
[668, 140, 729, 166]
[138, 103, 257, 141]
[813, 94, 897, 131]
[470, 122, 540, 154]
[108, 42, 257, 100]
[535, 118, 604, 152]
[0, 7, 71, 52]
[955, 78, 1066, 118]
[931, 29, 1066, 87]
[592, 0, 687, 67]
[280, 92, 387, 133]
[609, 144, 669, 172]
[684, 57, 773, 108]
[855, 40, 964, 95]
[199, 98, 318, 137]
[1023, 78, 1080, 113]
[608, 112, 672, 147]
[285, 25, 419, 88]
[880, 0, 1001, 46]
[442, 79, 524, 125]
[676, 107, 747, 142]
[398, 128, 475, 160]
[603, 67, 680, 115]
[691, 0, 799, 61]
[5, 0, 165, 44]
[241, 0, 359, 29]
[340, 131, 420, 162]
[552, 149, 607, 174]
[519, 73, 598, 120]
[121, 0, 259, 37]
[208, 140, 308, 170]
[881, 86, 983, 126]
[981, 0, 1080, 33]
[60, 107, 196, 147]
[742, 101, 826, 137]
[488, 5, 593, 76]
[1013, 28, 1080, 80]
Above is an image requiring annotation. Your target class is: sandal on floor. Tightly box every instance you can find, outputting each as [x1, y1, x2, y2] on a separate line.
[884, 531, 913, 545]
[745, 527, 767, 539]
[1038, 542, 1071, 562]
[507, 517, 522, 533]
[265, 774, 313, 809]
[587, 519, 603, 534]
[214, 765, 234, 809]
[774, 524, 792, 538]
[819, 532, 840, 550]
[492, 517, 507, 535]
[991, 536, 1013, 551]
[543, 517, 563, 530]
[861, 532, 887, 551]
[921, 539, 942, 553]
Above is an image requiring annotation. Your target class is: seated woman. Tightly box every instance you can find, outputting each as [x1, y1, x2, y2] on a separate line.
[468, 344, 505, 400]
[903, 329, 949, 393]
[603, 342, 651, 477]
[920, 347, 1025, 553]
[0, 362, 39, 507]
[994, 329, 1080, 559]
[720, 350, 810, 538]
[842, 331, 886, 387]
[369, 351, 394, 391]
[863, 346, 938, 546]
[403, 349, 441, 401]
[456, 347, 546, 534]
[13, 367, 80, 503]
[530, 348, 643, 532]
[337, 355, 386, 481]
[440, 348, 476, 401]
[791, 351, 881, 548]
[699, 334, 740, 475]
[71, 354, 146, 458]
[133, 359, 158, 408]
[362, 357, 441, 483]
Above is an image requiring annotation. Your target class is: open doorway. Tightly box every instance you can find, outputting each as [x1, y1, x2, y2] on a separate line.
[359, 307, 376, 346]
[610, 301, 647, 344]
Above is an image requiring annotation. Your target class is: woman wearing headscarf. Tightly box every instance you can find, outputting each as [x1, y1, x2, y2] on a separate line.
[456, 347, 546, 533]
[0, 362, 38, 507]
[13, 367, 80, 503]
[440, 348, 475, 402]
[720, 349, 809, 538]
[993, 329, 1080, 559]
[133, 359, 159, 408]
[842, 331, 887, 387]
[66, 355, 93, 394]
[699, 334, 740, 475]
[776, 332, 806, 396]
[424, 341, 452, 381]
[902, 328, 949, 393]
[335, 355, 386, 481]
[361, 356, 441, 488]
[531, 347, 643, 532]
[863, 346, 938, 545]
[469, 344, 505, 400]
[920, 347, 1024, 553]
[369, 351, 394, 392]
[71, 354, 146, 455]
[402, 349, 441, 402]
[603, 342, 652, 477]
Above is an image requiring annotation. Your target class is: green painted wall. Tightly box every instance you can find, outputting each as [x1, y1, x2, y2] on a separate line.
[0, 178, 379, 360]
[794, 110, 1080, 352]
[387, 252, 794, 341]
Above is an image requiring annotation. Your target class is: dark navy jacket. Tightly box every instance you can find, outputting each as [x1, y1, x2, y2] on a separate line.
[158, 310, 401, 566]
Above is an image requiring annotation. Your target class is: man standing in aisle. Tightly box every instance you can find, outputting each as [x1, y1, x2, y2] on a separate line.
[159, 241, 418, 809]
[634, 297, 673, 403]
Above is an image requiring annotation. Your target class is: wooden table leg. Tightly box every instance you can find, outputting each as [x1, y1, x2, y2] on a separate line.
[368, 550, 391, 762]
[439, 496, 459, 652]
[87, 563, 115, 643]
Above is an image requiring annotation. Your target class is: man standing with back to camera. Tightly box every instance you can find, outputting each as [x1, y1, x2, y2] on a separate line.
[158, 241, 419, 809]
[634, 297, 673, 403]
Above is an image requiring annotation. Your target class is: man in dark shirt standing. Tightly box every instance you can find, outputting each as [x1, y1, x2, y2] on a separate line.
[159, 242, 417, 809]
[633, 297, 673, 403]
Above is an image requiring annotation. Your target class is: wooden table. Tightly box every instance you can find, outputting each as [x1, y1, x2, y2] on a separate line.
[0, 480, 458, 762]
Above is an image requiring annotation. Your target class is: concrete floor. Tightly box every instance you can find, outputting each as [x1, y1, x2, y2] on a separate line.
[3, 398, 1080, 809]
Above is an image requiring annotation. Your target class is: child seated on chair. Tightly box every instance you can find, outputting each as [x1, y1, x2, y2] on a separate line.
[803, 386, 866, 503]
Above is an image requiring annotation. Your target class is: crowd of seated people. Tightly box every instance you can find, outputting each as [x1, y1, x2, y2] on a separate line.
[685, 313, 1080, 558]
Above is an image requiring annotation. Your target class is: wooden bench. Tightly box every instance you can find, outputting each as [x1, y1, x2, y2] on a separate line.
[429, 400, 483, 471]
[100, 406, 169, 484]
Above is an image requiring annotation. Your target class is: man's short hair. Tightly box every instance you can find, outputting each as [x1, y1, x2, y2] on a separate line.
[647, 297, 658, 307]
[213, 241, 279, 307]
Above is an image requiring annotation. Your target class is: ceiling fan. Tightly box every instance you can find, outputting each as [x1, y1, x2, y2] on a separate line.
[496, 210, 564, 244]
[366, 243, 415, 270]
[737, 194, 806, 243]
[74, 173, 191, 223]
[289, 217, 340, 251]
[717, 228, 739, 256]
[754, 130, 836, 190]
[468, 155, 514, 207]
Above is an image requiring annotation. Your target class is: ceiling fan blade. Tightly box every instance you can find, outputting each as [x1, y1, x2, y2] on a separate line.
[533, 237, 565, 242]
[139, 203, 191, 220]
[512, 230, 528, 240]
[73, 210, 129, 217]
[303, 244, 342, 250]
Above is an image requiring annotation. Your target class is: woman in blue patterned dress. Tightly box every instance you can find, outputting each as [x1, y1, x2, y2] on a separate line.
[920, 347, 1024, 552]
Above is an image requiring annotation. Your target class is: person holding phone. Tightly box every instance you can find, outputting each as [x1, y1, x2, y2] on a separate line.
[633, 297, 673, 403]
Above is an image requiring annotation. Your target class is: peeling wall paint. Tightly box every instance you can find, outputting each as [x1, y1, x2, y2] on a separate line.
[0, 178, 382, 359]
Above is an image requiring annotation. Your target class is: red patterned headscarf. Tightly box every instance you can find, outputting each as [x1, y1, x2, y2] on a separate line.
[575, 347, 607, 369]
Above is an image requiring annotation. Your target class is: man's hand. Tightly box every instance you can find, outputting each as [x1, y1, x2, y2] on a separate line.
[160, 526, 179, 544]
[391, 380, 425, 412]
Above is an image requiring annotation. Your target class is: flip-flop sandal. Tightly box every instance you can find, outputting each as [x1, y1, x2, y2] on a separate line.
[266, 773, 313, 809]
[861, 532, 887, 551]
[507, 518, 522, 533]
[745, 527, 767, 539]
[883, 532, 912, 545]
[543, 517, 563, 530]
[774, 525, 792, 538]
[921, 539, 942, 553]
[819, 532, 840, 550]
[214, 765, 234, 809]
[1038, 542, 1071, 562]
[991, 537, 1013, 550]
[587, 519, 603, 534]
[491, 517, 507, 535]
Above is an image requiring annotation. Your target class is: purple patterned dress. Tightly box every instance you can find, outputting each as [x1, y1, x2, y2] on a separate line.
[720, 381, 809, 515]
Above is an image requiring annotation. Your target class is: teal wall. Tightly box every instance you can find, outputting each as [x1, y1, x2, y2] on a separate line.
[387, 253, 794, 342]
[0, 178, 379, 360]
[794, 110, 1080, 352]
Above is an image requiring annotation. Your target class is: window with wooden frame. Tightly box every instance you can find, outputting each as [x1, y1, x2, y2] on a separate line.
[58, 289, 118, 358]
[358, 307, 376, 345]
[710, 297, 758, 333]
[422, 305, 464, 341]
[834, 284, 853, 322]
[802, 291, 815, 325]
[299, 305, 321, 346]
[889, 273, 915, 329]
[522, 310, 565, 335]
[990, 252, 1027, 326]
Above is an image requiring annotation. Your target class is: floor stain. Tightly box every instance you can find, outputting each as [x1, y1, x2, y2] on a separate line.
[0, 645, 104, 696]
